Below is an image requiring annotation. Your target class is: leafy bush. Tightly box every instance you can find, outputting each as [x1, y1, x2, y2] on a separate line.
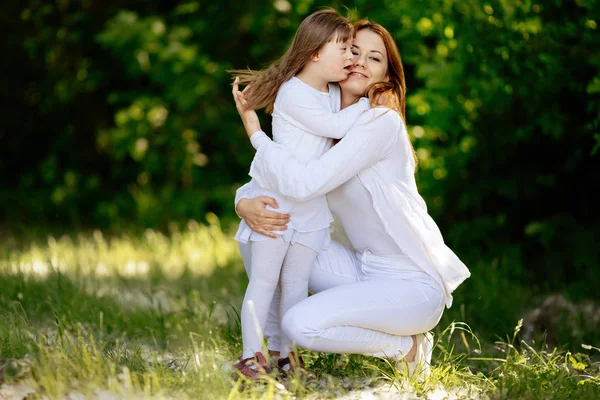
[1, 1, 599, 298]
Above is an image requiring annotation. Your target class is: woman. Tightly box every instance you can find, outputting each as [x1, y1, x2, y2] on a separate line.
[232, 20, 470, 376]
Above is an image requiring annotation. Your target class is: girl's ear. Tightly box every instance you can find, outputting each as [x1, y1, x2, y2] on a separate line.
[385, 75, 390, 82]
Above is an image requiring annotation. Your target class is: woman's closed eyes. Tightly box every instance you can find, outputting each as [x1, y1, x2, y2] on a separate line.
[351, 50, 381, 62]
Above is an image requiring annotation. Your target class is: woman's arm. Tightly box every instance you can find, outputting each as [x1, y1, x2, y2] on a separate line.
[249, 109, 401, 202]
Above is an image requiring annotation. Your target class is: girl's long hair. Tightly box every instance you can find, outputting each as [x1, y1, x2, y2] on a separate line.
[231, 9, 352, 114]
[356, 19, 417, 166]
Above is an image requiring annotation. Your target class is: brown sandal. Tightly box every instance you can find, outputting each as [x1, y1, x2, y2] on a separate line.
[277, 351, 310, 375]
[232, 352, 271, 379]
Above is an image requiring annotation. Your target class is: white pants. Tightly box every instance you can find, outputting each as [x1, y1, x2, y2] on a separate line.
[239, 237, 318, 358]
[239, 240, 445, 359]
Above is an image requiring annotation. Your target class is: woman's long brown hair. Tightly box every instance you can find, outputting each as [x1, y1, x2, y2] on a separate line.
[356, 19, 417, 165]
[231, 9, 352, 114]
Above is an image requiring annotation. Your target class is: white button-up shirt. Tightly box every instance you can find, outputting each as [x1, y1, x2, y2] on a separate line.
[246, 106, 471, 308]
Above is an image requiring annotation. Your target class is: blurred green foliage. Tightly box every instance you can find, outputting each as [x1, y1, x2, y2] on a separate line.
[1, 1, 599, 297]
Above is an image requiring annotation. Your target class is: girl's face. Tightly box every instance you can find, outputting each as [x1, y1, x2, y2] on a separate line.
[339, 29, 389, 97]
[314, 37, 354, 82]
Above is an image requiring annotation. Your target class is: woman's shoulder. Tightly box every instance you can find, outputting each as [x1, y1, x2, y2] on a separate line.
[359, 106, 403, 131]
[349, 107, 402, 150]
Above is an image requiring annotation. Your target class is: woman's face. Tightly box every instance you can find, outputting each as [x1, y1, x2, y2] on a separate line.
[339, 29, 389, 97]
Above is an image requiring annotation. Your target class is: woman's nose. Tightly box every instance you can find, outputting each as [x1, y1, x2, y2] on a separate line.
[354, 57, 366, 68]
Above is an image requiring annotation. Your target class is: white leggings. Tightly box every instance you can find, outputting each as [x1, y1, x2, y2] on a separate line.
[239, 237, 317, 358]
[239, 240, 445, 359]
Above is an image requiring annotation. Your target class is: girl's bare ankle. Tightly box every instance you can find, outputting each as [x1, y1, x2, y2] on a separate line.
[405, 335, 417, 362]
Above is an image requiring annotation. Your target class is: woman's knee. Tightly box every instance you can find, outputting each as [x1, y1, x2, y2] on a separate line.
[281, 305, 317, 349]
[423, 296, 445, 332]
[281, 307, 303, 342]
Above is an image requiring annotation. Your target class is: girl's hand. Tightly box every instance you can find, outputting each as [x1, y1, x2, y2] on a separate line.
[232, 77, 261, 139]
[236, 197, 290, 238]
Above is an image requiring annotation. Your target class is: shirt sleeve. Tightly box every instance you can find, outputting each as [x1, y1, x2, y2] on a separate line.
[249, 108, 401, 202]
[276, 84, 370, 139]
[250, 131, 271, 150]
[234, 180, 259, 217]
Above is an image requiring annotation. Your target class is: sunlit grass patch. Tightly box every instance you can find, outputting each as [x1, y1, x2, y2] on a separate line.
[0, 218, 599, 398]
[1, 325, 238, 399]
[1, 214, 238, 280]
[0, 217, 248, 397]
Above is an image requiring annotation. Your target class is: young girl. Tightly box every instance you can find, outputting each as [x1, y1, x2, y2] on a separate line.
[231, 9, 370, 378]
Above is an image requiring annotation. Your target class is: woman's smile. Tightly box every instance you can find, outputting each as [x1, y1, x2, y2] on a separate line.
[347, 70, 369, 79]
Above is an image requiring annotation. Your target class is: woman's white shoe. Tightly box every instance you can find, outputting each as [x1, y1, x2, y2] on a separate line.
[403, 332, 433, 381]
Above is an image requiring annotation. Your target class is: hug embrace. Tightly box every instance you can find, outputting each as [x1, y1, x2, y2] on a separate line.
[229, 9, 471, 380]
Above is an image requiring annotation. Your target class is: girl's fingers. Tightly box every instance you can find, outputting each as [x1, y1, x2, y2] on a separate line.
[233, 92, 247, 114]
[236, 91, 246, 106]
[233, 94, 242, 111]
[232, 79, 243, 110]
[235, 91, 247, 109]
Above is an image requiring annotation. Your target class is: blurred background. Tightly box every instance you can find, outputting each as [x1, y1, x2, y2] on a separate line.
[1, 0, 599, 344]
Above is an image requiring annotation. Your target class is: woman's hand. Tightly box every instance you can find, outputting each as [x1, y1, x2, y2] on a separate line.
[236, 197, 290, 238]
[232, 77, 261, 139]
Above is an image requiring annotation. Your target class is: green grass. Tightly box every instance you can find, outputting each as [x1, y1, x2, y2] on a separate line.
[1, 215, 599, 399]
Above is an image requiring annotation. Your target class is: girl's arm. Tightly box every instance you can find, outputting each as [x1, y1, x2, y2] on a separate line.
[249, 108, 401, 202]
[277, 83, 369, 139]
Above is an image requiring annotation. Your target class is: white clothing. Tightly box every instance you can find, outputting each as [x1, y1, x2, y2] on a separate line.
[327, 175, 402, 255]
[278, 241, 318, 358]
[236, 78, 369, 360]
[240, 237, 289, 358]
[235, 78, 370, 251]
[236, 174, 448, 356]
[238, 242, 281, 352]
[238, 240, 445, 358]
[326, 176, 435, 284]
[286, 241, 445, 358]
[248, 107, 470, 307]
[272, 78, 366, 159]
[240, 236, 318, 358]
